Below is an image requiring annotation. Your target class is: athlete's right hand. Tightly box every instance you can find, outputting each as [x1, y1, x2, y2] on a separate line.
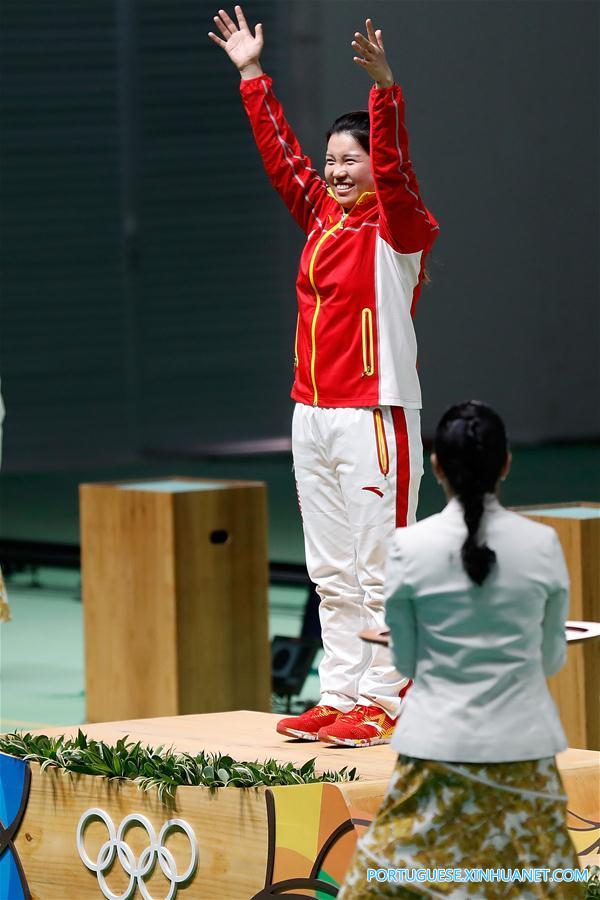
[208, 6, 264, 78]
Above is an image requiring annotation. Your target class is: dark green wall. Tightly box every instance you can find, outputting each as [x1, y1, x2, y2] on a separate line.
[1, 0, 294, 470]
[1, 0, 598, 471]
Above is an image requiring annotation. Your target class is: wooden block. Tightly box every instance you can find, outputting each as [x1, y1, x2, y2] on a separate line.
[4, 739, 598, 899]
[548, 637, 600, 751]
[557, 748, 600, 867]
[80, 479, 270, 722]
[513, 503, 600, 750]
[6, 755, 386, 899]
[12, 761, 270, 899]
[513, 502, 599, 621]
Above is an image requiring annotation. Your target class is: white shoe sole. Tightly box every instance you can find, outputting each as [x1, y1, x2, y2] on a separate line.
[322, 734, 391, 748]
[276, 726, 320, 741]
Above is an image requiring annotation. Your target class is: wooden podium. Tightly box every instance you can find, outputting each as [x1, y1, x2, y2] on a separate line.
[8, 714, 600, 896]
[80, 478, 270, 722]
[515, 503, 600, 750]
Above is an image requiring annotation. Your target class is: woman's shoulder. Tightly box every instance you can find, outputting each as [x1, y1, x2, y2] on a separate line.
[391, 502, 561, 558]
[490, 505, 562, 549]
[389, 510, 449, 556]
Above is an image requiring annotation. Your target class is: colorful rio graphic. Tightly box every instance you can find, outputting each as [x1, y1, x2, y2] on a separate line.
[0, 754, 31, 900]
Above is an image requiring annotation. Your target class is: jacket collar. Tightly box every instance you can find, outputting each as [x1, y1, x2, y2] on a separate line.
[326, 187, 377, 218]
[442, 494, 502, 517]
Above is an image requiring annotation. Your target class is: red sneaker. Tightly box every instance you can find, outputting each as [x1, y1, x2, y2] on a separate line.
[276, 704, 344, 741]
[318, 704, 397, 747]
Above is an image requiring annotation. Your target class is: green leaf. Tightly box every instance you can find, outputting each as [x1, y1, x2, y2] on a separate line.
[0, 731, 358, 796]
[300, 758, 315, 773]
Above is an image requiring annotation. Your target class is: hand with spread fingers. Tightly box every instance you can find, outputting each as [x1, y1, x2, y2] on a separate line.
[208, 5, 264, 79]
[352, 19, 394, 89]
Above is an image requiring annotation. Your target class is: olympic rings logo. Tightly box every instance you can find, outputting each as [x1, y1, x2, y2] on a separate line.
[76, 808, 198, 900]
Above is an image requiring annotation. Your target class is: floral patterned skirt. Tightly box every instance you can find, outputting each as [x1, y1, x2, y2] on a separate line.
[338, 755, 582, 898]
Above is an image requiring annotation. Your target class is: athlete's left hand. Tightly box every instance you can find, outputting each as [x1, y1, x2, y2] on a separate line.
[352, 19, 394, 89]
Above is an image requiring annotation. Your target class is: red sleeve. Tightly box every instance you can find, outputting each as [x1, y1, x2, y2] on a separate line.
[240, 74, 330, 234]
[369, 83, 439, 253]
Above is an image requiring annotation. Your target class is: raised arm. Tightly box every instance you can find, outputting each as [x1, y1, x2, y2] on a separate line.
[209, 6, 328, 233]
[353, 20, 439, 253]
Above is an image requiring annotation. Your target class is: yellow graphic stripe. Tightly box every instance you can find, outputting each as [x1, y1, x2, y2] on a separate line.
[373, 408, 389, 476]
[361, 308, 374, 376]
[269, 783, 324, 860]
[308, 219, 344, 405]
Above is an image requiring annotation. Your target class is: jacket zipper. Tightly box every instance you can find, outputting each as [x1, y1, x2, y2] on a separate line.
[361, 308, 374, 376]
[308, 215, 346, 405]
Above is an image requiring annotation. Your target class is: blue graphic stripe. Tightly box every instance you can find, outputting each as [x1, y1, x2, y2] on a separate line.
[0, 756, 27, 828]
[0, 841, 25, 900]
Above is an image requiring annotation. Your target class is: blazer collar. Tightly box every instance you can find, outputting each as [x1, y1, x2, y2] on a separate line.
[443, 494, 502, 517]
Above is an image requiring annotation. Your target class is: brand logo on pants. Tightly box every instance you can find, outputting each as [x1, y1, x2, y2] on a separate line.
[362, 486, 384, 498]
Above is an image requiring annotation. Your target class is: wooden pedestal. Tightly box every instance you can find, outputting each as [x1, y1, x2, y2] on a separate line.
[3, 713, 598, 898]
[80, 478, 270, 722]
[515, 503, 600, 750]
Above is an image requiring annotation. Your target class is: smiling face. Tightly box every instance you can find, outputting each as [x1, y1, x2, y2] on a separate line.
[325, 132, 374, 209]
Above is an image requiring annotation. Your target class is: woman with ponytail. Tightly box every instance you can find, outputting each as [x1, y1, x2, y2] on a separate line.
[339, 401, 580, 898]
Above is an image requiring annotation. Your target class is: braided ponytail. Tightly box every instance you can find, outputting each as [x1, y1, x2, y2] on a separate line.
[434, 402, 508, 586]
[459, 489, 496, 585]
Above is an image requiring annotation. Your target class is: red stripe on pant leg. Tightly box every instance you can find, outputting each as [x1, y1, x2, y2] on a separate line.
[391, 407, 410, 527]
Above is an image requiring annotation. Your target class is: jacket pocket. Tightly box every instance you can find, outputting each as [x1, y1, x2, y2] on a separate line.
[372, 408, 389, 476]
[294, 314, 299, 367]
[361, 308, 374, 376]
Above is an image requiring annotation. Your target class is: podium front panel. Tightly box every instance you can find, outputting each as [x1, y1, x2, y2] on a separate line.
[80, 478, 270, 722]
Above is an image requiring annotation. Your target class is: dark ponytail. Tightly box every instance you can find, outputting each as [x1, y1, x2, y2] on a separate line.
[434, 401, 508, 585]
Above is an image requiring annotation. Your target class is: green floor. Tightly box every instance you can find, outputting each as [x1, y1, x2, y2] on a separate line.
[0, 573, 316, 731]
[0, 570, 85, 730]
[1, 445, 598, 731]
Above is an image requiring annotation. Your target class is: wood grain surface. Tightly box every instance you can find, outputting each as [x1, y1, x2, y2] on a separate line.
[34, 710, 398, 783]
[80, 479, 270, 724]
[6, 713, 598, 898]
[13, 760, 270, 899]
[516, 503, 599, 750]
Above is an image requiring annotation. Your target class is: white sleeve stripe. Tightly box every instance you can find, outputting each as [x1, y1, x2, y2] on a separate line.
[261, 82, 325, 229]
[391, 96, 439, 231]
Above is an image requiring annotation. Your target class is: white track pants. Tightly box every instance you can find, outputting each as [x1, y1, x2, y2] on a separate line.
[292, 404, 423, 719]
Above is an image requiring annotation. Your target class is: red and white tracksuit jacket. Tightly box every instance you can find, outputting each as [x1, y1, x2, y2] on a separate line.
[241, 75, 439, 718]
[240, 74, 439, 409]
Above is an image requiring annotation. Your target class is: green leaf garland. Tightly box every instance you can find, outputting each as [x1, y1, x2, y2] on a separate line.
[0, 731, 358, 803]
